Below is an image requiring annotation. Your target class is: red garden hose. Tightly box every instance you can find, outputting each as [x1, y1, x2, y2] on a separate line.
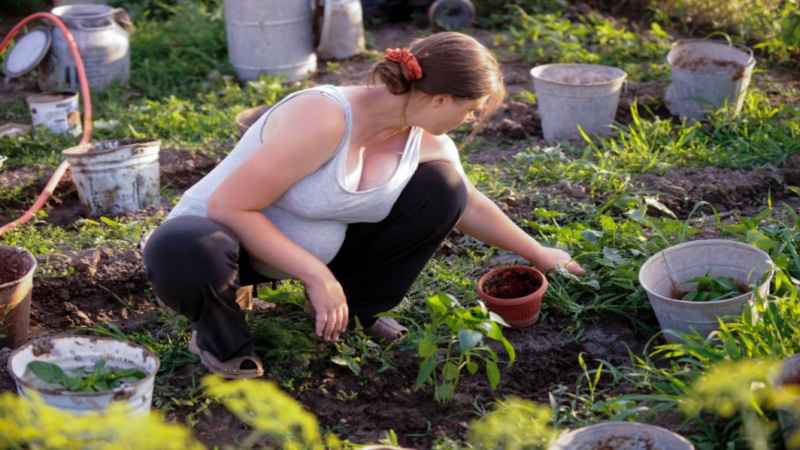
[0, 12, 93, 236]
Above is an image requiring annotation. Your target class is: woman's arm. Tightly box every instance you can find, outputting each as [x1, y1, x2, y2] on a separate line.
[207, 95, 349, 341]
[420, 134, 584, 274]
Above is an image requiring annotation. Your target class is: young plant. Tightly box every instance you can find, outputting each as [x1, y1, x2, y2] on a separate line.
[681, 273, 744, 302]
[330, 319, 395, 376]
[411, 293, 516, 404]
[27, 360, 146, 392]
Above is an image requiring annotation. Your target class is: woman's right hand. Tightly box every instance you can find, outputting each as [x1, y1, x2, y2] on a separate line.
[305, 273, 349, 342]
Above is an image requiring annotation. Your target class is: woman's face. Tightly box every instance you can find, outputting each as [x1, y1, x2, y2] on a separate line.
[411, 93, 489, 136]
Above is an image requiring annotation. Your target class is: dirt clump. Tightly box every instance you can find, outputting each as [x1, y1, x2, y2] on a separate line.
[31, 248, 155, 333]
[160, 148, 220, 190]
[635, 166, 784, 217]
[479, 100, 540, 140]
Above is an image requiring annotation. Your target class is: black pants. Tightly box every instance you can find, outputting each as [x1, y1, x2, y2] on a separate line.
[143, 161, 468, 361]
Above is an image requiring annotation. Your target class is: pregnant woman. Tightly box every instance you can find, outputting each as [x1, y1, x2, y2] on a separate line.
[144, 32, 583, 378]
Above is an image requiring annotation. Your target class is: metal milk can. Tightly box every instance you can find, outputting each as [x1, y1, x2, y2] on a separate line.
[39, 4, 132, 92]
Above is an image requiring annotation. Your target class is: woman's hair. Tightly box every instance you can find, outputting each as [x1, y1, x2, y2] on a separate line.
[370, 32, 506, 121]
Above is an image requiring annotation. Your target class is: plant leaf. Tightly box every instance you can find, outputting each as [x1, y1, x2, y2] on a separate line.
[416, 356, 437, 388]
[418, 335, 437, 359]
[486, 360, 501, 390]
[458, 329, 484, 353]
[27, 361, 68, 386]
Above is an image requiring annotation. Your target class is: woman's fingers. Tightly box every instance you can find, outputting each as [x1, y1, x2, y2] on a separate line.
[568, 260, 586, 276]
[325, 310, 339, 341]
[315, 310, 327, 338]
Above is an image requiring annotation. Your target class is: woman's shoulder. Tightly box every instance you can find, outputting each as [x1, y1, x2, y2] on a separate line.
[419, 131, 460, 165]
[261, 88, 348, 146]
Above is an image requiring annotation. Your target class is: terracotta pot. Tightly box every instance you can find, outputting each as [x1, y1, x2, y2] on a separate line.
[0, 245, 37, 348]
[477, 265, 547, 328]
[235, 105, 269, 137]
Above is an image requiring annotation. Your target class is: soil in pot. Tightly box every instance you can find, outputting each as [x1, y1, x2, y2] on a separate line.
[0, 248, 29, 283]
[483, 268, 542, 299]
[593, 434, 655, 450]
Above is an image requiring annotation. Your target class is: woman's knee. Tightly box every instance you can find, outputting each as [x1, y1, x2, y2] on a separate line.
[143, 216, 240, 293]
[407, 161, 468, 226]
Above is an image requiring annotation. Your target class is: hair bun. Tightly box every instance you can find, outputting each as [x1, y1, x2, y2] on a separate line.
[371, 60, 412, 95]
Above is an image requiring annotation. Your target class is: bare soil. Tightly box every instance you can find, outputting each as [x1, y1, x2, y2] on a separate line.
[635, 166, 786, 217]
[30, 248, 155, 334]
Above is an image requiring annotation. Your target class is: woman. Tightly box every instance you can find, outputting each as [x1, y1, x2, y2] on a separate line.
[144, 32, 583, 378]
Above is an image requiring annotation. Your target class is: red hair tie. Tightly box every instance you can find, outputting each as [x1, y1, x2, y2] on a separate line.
[384, 48, 423, 81]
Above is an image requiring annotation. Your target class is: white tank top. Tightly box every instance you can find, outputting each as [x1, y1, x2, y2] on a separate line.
[166, 85, 423, 278]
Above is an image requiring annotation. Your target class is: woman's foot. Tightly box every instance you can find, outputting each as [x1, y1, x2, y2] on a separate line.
[188, 331, 264, 379]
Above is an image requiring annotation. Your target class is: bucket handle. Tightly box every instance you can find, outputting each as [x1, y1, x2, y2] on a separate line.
[112, 8, 134, 33]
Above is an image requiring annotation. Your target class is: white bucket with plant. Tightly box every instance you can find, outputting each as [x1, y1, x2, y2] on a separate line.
[639, 239, 773, 343]
[8, 335, 160, 415]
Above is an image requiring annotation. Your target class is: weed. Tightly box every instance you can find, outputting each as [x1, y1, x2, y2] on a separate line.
[500, 7, 672, 81]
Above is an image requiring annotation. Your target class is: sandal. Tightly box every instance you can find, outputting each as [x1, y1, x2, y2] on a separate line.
[188, 331, 264, 379]
[366, 317, 408, 342]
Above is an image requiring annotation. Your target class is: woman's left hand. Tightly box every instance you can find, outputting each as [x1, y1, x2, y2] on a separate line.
[531, 246, 585, 276]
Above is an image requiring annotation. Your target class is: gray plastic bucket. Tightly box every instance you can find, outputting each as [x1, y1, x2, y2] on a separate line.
[62, 139, 160, 216]
[639, 239, 773, 343]
[666, 40, 756, 120]
[549, 422, 694, 450]
[223, 0, 317, 81]
[8, 335, 159, 415]
[530, 63, 627, 142]
[775, 354, 800, 448]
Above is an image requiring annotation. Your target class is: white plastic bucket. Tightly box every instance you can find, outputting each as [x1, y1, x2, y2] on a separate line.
[550, 422, 694, 449]
[62, 139, 160, 216]
[26, 92, 81, 136]
[639, 239, 773, 343]
[317, 0, 365, 60]
[7, 335, 159, 415]
[666, 40, 756, 120]
[530, 63, 626, 142]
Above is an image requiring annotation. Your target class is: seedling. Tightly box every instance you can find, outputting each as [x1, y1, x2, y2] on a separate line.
[410, 293, 516, 404]
[680, 273, 747, 302]
[27, 359, 145, 392]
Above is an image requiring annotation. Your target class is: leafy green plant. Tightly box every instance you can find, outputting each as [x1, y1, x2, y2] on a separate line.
[330, 320, 395, 376]
[682, 359, 800, 450]
[410, 293, 516, 404]
[466, 397, 558, 450]
[0, 392, 204, 450]
[681, 273, 745, 301]
[204, 375, 342, 450]
[27, 360, 146, 393]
